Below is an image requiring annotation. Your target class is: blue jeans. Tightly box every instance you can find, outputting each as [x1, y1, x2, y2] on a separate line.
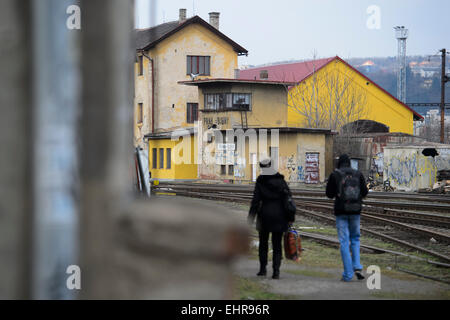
[336, 215, 363, 281]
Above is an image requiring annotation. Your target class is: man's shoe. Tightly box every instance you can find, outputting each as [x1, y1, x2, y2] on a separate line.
[355, 271, 365, 280]
[340, 277, 352, 282]
[272, 270, 280, 279]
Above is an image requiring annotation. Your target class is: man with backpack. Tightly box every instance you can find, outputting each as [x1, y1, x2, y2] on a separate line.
[248, 158, 294, 280]
[326, 154, 368, 282]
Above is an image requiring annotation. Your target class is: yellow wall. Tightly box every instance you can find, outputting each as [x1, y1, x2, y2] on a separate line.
[278, 133, 327, 183]
[198, 83, 288, 130]
[198, 130, 330, 184]
[148, 135, 198, 180]
[134, 23, 240, 150]
[287, 59, 415, 134]
[134, 56, 152, 149]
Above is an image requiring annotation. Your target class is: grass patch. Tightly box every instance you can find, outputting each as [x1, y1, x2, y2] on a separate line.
[288, 223, 450, 284]
[232, 276, 297, 300]
[292, 240, 342, 269]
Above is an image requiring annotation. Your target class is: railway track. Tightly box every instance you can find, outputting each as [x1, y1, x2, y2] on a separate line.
[158, 182, 450, 204]
[154, 183, 450, 264]
[155, 184, 450, 226]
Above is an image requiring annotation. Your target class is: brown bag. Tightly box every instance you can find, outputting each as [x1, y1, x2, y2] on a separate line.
[284, 226, 302, 261]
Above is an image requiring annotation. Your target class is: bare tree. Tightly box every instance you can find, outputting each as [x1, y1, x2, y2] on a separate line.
[285, 57, 369, 132]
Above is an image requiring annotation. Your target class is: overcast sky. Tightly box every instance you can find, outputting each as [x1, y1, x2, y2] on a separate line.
[135, 0, 450, 66]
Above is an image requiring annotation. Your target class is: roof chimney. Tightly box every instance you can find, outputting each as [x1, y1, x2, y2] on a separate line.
[179, 8, 187, 23]
[209, 12, 220, 30]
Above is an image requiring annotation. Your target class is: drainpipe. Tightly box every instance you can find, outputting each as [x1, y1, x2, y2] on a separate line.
[140, 51, 155, 133]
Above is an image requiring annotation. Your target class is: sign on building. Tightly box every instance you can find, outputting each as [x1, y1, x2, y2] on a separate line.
[305, 153, 319, 184]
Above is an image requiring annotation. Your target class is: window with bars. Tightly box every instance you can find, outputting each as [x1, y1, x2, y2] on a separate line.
[186, 103, 198, 123]
[152, 148, 157, 169]
[220, 165, 227, 175]
[159, 148, 164, 169]
[232, 93, 251, 110]
[166, 148, 171, 169]
[204, 93, 252, 111]
[187, 56, 210, 76]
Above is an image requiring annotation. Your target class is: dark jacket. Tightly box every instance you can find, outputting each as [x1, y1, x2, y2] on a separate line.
[326, 155, 368, 215]
[248, 173, 291, 233]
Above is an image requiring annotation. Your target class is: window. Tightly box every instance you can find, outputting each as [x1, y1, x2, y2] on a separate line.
[159, 148, 164, 169]
[152, 148, 157, 169]
[204, 93, 251, 111]
[232, 93, 251, 110]
[228, 165, 234, 176]
[138, 55, 143, 76]
[187, 56, 210, 75]
[186, 103, 198, 123]
[205, 93, 227, 111]
[137, 103, 143, 124]
[220, 165, 226, 175]
[166, 148, 171, 169]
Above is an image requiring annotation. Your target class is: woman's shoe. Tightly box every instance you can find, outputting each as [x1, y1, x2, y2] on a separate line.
[272, 270, 280, 279]
[257, 267, 267, 276]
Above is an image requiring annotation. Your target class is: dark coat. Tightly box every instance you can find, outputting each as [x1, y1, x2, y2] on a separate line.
[248, 173, 291, 233]
[326, 155, 368, 215]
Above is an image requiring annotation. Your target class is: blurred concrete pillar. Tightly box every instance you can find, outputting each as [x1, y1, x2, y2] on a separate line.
[0, 0, 32, 299]
[79, 0, 135, 299]
[31, 0, 81, 299]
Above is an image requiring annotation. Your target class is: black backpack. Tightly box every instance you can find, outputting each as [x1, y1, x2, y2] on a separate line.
[336, 168, 362, 213]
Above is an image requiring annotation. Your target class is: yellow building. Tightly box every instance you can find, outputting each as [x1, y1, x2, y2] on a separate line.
[145, 129, 198, 181]
[179, 79, 335, 184]
[239, 56, 423, 134]
[134, 10, 247, 146]
[134, 10, 247, 180]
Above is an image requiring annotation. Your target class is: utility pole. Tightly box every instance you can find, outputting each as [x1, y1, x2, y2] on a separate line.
[440, 49, 449, 143]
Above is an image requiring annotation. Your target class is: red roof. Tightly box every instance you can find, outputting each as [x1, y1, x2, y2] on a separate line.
[179, 78, 297, 86]
[239, 57, 334, 83]
[239, 56, 423, 121]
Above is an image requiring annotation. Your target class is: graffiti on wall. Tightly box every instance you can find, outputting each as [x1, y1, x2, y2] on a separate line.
[386, 154, 418, 186]
[282, 155, 306, 182]
[385, 151, 437, 190]
[297, 166, 305, 181]
[234, 157, 246, 178]
[372, 152, 384, 174]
